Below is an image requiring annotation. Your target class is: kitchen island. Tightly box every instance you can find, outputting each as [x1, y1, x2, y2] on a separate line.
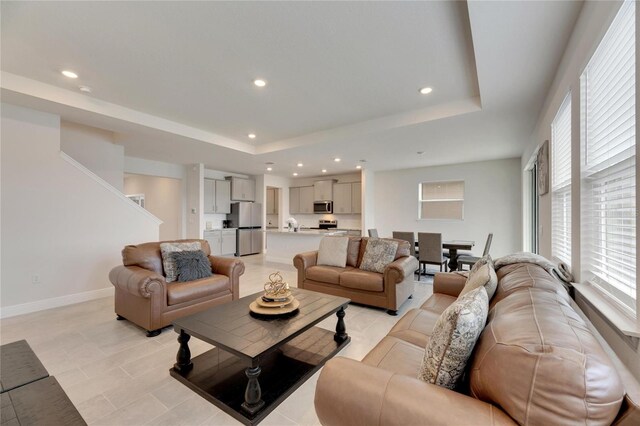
[265, 229, 347, 264]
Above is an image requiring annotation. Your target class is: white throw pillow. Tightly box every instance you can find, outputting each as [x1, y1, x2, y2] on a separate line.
[317, 236, 350, 268]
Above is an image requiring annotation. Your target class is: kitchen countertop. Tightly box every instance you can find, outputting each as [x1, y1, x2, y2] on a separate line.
[265, 229, 348, 236]
[204, 228, 237, 232]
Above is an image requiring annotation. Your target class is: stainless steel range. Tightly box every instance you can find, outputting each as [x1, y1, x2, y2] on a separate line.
[317, 220, 337, 230]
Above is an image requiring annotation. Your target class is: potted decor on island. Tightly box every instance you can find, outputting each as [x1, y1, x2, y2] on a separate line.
[286, 217, 299, 232]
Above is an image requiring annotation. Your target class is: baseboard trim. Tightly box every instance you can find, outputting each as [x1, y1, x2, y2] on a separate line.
[0, 287, 114, 319]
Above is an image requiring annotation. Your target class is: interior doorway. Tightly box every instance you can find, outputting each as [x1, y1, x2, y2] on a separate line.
[266, 186, 281, 230]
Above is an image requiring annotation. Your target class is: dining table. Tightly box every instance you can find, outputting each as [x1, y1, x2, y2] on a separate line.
[415, 239, 475, 271]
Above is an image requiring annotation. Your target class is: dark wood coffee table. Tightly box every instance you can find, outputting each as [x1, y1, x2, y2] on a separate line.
[170, 288, 350, 425]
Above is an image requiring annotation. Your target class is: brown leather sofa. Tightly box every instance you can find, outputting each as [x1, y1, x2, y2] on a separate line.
[293, 237, 418, 315]
[315, 263, 640, 425]
[109, 239, 244, 336]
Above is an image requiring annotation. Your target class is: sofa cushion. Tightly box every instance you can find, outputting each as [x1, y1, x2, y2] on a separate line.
[418, 287, 488, 390]
[388, 308, 443, 348]
[340, 269, 384, 292]
[122, 239, 210, 277]
[160, 241, 202, 283]
[362, 336, 425, 377]
[346, 237, 361, 267]
[420, 293, 458, 312]
[171, 250, 212, 282]
[459, 263, 497, 301]
[356, 238, 410, 267]
[317, 236, 349, 268]
[306, 265, 350, 285]
[360, 239, 398, 273]
[167, 274, 230, 306]
[470, 287, 624, 425]
[493, 263, 570, 306]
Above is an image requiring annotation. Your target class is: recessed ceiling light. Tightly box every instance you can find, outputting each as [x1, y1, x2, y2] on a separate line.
[248, 133, 256, 139]
[62, 70, 78, 79]
[293, 172, 298, 176]
[79, 86, 92, 93]
[334, 158, 341, 162]
[297, 163, 303, 167]
[356, 165, 362, 169]
[267, 167, 273, 171]
[254, 79, 267, 87]
[419, 87, 433, 95]
[322, 169, 327, 173]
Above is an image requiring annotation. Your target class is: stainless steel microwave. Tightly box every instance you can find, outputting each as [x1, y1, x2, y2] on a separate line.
[313, 201, 333, 214]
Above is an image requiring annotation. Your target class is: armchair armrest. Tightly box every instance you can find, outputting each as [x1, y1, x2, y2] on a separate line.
[315, 357, 516, 426]
[433, 271, 468, 297]
[109, 265, 165, 298]
[293, 251, 318, 271]
[384, 256, 419, 284]
[209, 256, 245, 300]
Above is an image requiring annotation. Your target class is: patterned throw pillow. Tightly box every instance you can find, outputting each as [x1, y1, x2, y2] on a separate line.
[170, 250, 212, 282]
[317, 236, 350, 268]
[418, 286, 489, 389]
[160, 241, 201, 282]
[459, 262, 498, 300]
[359, 239, 399, 273]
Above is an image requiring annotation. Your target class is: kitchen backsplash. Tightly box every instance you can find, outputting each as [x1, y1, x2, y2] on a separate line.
[203, 213, 226, 230]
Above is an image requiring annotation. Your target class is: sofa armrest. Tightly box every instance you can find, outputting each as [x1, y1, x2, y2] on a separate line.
[315, 357, 516, 426]
[384, 256, 419, 284]
[293, 251, 318, 271]
[209, 256, 245, 300]
[433, 272, 468, 297]
[109, 265, 165, 299]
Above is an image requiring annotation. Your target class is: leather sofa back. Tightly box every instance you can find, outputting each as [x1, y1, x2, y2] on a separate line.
[470, 263, 624, 425]
[355, 237, 411, 267]
[121, 239, 212, 276]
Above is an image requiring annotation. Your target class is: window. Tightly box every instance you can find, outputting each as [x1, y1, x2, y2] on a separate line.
[581, 0, 636, 314]
[551, 93, 572, 265]
[418, 181, 464, 220]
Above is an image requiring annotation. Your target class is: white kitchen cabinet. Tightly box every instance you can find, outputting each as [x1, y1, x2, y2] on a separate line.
[266, 188, 278, 215]
[333, 183, 352, 214]
[289, 187, 300, 214]
[204, 179, 231, 214]
[228, 177, 255, 201]
[299, 186, 314, 214]
[351, 182, 362, 214]
[204, 229, 237, 256]
[314, 180, 334, 201]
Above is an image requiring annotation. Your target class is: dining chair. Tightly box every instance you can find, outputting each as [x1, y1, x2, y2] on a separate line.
[417, 232, 447, 280]
[368, 229, 379, 238]
[392, 231, 416, 257]
[457, 233, 493, 270]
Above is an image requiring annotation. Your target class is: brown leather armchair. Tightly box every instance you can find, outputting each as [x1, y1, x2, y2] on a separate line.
[109, 239, 244, 336]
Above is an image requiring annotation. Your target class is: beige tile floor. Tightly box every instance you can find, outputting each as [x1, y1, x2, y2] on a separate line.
[0, 255, 433, 426]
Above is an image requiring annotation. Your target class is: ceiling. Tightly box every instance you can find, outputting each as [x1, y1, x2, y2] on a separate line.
[0, 1, 583, 178]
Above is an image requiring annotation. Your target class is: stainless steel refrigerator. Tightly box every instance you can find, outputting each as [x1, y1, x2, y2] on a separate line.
[227, 202, 263, 256]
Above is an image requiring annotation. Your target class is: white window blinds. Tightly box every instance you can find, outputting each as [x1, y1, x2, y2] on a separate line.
[419, 181, 464, 220]
[552, 93, 572, 266]
[581, 0, 636, 312]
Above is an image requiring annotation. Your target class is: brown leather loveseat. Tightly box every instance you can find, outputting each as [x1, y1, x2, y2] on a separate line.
[109, 239, 244, 336]
[315, 262, 640, 425]
[293, 237, 418, 315]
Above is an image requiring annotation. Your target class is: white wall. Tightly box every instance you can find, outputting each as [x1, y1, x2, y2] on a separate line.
[60, 121, 124, 191]
[374, 158, 522, 258]
[521, 0, 640, 380]
[124, 174, 183, 240]
[1, 104, 159, 316]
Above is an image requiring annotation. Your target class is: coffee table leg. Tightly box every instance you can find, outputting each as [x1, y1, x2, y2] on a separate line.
[174, 330, 193, 373]
[241, 366, 265, 415]
[334, 306, 348, 343]
[448, 248, 458, 271]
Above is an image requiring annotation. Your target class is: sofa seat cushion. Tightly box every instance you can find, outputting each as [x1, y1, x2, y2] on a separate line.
[470, 287, 624, 425]
[306, 266, 352, 285]
[362, 336, 424, 377]
[340, 269, 383, 292]
[167, 274, 230, 306]
[420, 293, 457, 313]
[388, 308, 443, 347]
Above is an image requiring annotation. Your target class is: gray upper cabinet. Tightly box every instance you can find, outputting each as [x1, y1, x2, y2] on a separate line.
[229, 177, 255, 201]
[299, 186, 314, 214]
[204, 179, 231, 214]
[314, 180, 334, 201]
[351, 182, 362, 214]
[289, 187, 300, 214]
[333, 183, 352, 214]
